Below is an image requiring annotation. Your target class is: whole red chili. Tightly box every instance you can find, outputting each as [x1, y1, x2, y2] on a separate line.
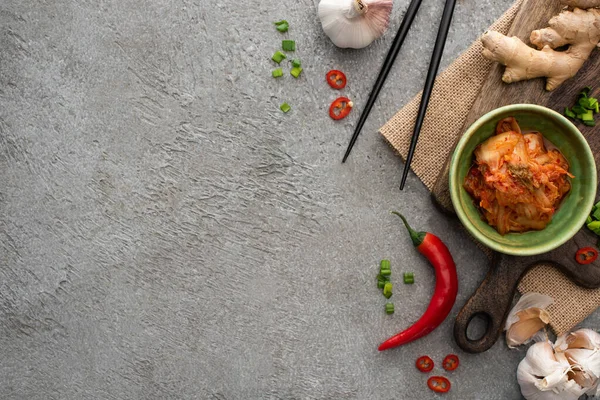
[442, 354, 459, 371]
[427, 376, 451, 393]
[329, 97, 353, 120]
[378, 212, 458, 351]
[575, 247, 598, 265]
[326, 69, 347, 89]
[415, 355, 434, 373]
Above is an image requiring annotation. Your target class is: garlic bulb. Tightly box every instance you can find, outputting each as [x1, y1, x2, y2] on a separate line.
[318, 0, 393, 49]
[505, 293, 553, 348]
[517, 342, 587, 400]
[517, 329, 600, 399]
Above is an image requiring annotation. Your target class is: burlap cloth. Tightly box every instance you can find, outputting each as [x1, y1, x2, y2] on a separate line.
[379, 0, 600, 335]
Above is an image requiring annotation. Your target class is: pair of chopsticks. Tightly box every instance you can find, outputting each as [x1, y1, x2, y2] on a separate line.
[342, 0, 457, 190]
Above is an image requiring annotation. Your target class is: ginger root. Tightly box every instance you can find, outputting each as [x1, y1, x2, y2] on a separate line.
[561, 0, 600, 8]
[481, 6, 600, 91]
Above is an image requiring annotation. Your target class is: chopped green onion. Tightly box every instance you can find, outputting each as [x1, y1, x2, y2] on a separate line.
[403, 272, 415, 284]
[380, 260, 391, 277]
[376, 274, 389, 282]
[290, 67, 303, 78]
[565, 87, 598, 126]
[587, 216, 594, 225]
[581, 109, 594, 122]
[380, 269, 391, 277]
[377, 279, 385, 289]
[383, 282, 392, 299]
[274, 20, 289, 32]
[588, 220, 600, 235]
[272, 68, 283, 78]
[280, 102, 291, 113]
[593, 208, 600, 221]
[291, 58, 301, 68]
[272, 51, 286, 64]
[385, 303, 395, 314]
[565, 108, 576, 118]
[282, 40, 296, 52]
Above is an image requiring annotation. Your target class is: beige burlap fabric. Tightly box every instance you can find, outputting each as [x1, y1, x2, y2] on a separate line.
[379, 0, 600, 335]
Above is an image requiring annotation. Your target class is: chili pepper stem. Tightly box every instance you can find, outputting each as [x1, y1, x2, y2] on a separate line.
[391, 211, 426, 247]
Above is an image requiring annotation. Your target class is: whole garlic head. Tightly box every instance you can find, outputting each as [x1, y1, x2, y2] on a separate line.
[517, 329, 600, 399]
[517, 341, 587, 400]
[318, 0, 393, 49]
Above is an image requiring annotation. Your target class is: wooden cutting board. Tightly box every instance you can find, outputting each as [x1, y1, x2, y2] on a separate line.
[431, 0, 600, 353]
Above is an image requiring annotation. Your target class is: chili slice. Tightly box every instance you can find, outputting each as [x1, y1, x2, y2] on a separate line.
[442, 354, 459, 371]
[576, 247, 598, 264]
[415, 356, 434, 373]
[428, 376, 451, 393]
[326, 70, 347, 89]
[329, 97, 353, 120]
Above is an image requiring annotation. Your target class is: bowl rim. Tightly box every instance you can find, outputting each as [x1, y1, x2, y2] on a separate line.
[449, 104, 597, 256]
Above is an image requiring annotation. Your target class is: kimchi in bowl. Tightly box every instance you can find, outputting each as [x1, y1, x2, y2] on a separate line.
[449, 104, 596, 256]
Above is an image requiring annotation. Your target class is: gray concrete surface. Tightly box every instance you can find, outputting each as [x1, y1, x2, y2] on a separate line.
[1, 0, 599, 399]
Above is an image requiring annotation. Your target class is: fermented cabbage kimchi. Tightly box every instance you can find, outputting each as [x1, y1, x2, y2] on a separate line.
[463, 117, 573, 235]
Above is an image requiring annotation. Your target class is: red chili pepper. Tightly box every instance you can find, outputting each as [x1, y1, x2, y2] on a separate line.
[427, 376, 451, 393]
[378, 212, 458, 351]
[576, 247, 598, 265]
[326, 69, 347, 89]
[442, 354, 459, 371]
[416, 356, 434, 373]
[329, 97, 353, 120]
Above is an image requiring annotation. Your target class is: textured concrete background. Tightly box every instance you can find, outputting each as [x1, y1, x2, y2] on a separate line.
[2, 0, 599, 399]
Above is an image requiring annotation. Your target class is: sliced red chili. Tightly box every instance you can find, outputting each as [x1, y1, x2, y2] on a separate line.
[329, 97, 353, 120]
[415, 356, 434, 373]
[576, 247, 598, 265]
[326, 70, 347, 89]
[427, 376, 451, 393]
[442, 354, 459, 371]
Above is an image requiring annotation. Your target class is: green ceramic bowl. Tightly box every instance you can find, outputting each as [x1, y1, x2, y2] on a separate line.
[449, 104, 597, 256]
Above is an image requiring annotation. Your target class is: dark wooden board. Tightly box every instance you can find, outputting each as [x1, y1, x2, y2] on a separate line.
[431, 0, 600, 353]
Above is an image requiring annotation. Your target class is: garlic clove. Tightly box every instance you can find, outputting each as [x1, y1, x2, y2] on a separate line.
[506, 308, 552, 348]
[505, 293, 554, 330]
[505, 293, 553, 348]
[567, 329, 600, 350]
[565, 348, 600, 382]
[318, 0, 393, 49]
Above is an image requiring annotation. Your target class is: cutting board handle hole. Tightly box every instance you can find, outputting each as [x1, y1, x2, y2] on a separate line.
[466, 312, 491, 342]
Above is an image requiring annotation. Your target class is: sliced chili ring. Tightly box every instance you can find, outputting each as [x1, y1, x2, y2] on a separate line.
[326, 69, 347, 90]
[576, 247, 598, 265]
[427, 376, 451, 393]
[415, 355, 434, 373]
[442, 354, 459, 371]
[329, 97, 353, 120]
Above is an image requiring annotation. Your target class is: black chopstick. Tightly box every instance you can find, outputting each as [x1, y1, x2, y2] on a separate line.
[341, 0, 424, 163]
[399, 0, 457, 190]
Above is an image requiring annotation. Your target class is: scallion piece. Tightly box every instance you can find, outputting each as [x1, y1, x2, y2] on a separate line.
[377, 279, 385, 289]
[274, 20, 289, 33]
[272, 68, 283, 78]
[272, 51, 286, 64]
[383, 282, 392, 299]
[282, 40, 296, 52]
[403, 272, 415, 284]
[380, 259, 391, 277]
[565, 108, 576, 119]
[385, 303, 395, 314]
[291, 58, 301, 68]
[280, 102, 291, 113]
[290, 67, 303, 78]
